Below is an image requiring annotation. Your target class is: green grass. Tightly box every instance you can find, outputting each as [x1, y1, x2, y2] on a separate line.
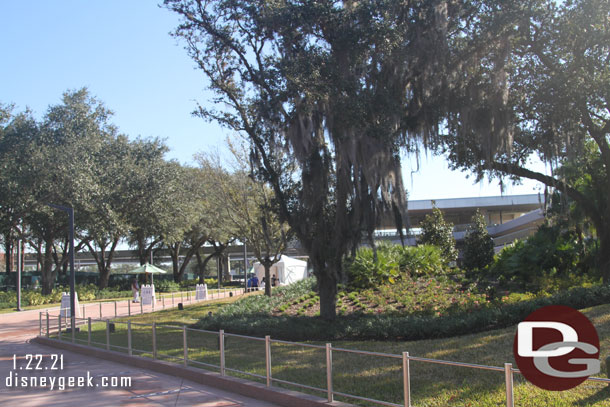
[52, 298, 610, 406]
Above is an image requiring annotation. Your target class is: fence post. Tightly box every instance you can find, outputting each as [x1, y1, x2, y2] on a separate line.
[183, 326, 188, 366]
[58, 314, 62, 340]
[403, 352, 411, 407]
[152, 322, 157, 360]
[99, 302, 102, 319]
[128, 299, 131, 316]
[219, 330, 225, 376]
[505, 363, 514, 407]
[326, 343, 333, 402]
[128, 321, 132, 356]
[82, 304, 85, 319]
[71, 316, 75, 343]
[88, 317, 91, 346]
[265, 335, 272, 387]
[140, 299, 143, 314]
[46, 312, 49, 338]
[106, 320, 110, 351]
[39, 312, 42, 336]
[114, 301, 117, 318]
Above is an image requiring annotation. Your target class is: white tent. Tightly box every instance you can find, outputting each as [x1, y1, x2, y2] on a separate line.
[251, 255, 308, 285]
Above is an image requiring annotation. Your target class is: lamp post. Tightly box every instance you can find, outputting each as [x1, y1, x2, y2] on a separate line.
[48, 204, 75, 321]
[16, 239, 22, 311]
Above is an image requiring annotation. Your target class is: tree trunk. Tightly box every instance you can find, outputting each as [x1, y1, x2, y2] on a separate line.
[99, 266, 110, 289]
[264, 263, 272, 297]
[599, 228, 610, 284]
[4, 238, 12, 275]
[196, 251, 215, 284]
[40, 240, 56, 295]
[317, 267, 338, 320]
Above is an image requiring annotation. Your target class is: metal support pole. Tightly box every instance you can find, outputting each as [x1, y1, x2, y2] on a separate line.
[128, 321, 132, 356]
[99, 302, 102, 319]
[39, 312, 42, 336]
[71, 316, 75, 343]
[88, 317, 91, 346]
[265, 335, 272, 387]
[128, 299, 131, 316]
[505, 363, 514, 407]
[46, 312, 49, 338]
[403, 352, 411, 407]
[140, 299, 143, 314]
[152, 322, 157, 359]
[58, 314, 62, 340]
[326, 343, 333, 402]
[16, 240, 21, 311]
[183, 326, 188, 366]
[219, 330, 225, 376]
[106, 320, 110, 351]
[82, 305, 85, 319]
[114, 301, 117, 318]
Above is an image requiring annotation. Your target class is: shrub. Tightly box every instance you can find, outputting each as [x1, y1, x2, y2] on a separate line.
[398, 245, 446, 277]
[418, 205, 458, 262]
[462, 210, 495, 272]
[488, 224, 599, 291]
[154, 280, 181, 292]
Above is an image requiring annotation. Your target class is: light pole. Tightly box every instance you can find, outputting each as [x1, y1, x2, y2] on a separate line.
[16, 239, 22, 311]
[48, 204, 75, 322]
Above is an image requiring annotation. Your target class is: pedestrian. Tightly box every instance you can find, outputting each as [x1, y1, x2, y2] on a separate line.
[271, 274, 278, 287]
[252, 275, 259, 288]
[131, 277, 140, 303]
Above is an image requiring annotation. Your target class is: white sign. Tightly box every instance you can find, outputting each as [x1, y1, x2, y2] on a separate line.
[141, 285, 156, 305]
[60, 292, 81, 318]
[196, 284, 208, 300]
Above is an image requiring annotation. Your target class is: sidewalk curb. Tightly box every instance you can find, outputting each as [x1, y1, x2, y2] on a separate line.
[33, 336, 354, 407]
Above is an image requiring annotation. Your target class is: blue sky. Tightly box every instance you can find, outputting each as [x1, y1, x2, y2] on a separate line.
[0, 0, 544, 200]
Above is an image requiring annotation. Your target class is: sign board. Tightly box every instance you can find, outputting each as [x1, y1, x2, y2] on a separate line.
[196, 283, 208, 300]
[60, 292, 81, 319]
[141, 284, 156, 305]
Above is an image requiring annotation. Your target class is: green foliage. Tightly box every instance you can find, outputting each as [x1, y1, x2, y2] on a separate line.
[346, 243, 400, 289]
[462, 210, 495, 272]
[154, 280, 181, 292]
[398, 245, 446, 277]
[0, 284, 132, 309]
[195, 278, 316, 322]
[418, 206, 458, 262]
[197, 283, 610, 341]
[488, 225, 599, 292]
[345, 243, 448, 289]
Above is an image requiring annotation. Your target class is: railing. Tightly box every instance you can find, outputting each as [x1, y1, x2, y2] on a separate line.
[38, 311, 610, 407]
[44, 287, 243, 320]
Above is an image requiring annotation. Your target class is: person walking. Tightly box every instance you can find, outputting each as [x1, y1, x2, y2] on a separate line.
[131, 277, 140, 303]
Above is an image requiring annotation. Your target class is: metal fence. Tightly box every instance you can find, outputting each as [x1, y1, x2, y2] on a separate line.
[39, 312, 610, 407]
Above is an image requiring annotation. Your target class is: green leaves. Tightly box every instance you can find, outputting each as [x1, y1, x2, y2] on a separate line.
[418, 206, 458, 263]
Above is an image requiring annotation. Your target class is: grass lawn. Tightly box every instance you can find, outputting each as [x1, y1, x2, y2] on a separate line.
[54, 294, 610, 406]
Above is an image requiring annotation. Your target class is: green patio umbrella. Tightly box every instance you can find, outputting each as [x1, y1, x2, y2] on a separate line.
[127, 263, 168, 284]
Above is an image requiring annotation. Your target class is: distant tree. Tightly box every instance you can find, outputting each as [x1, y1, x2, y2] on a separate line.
[23, 89, 111, 293]
[418, 205, 457, 263]
[462, 210, 495, 272]
[199, 143, 291, 296]
[124, 140, 179, 266]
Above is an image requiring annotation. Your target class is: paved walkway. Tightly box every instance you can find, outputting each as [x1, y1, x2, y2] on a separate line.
[0, 291, 279, 407]
[1, 288, 244, 336]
